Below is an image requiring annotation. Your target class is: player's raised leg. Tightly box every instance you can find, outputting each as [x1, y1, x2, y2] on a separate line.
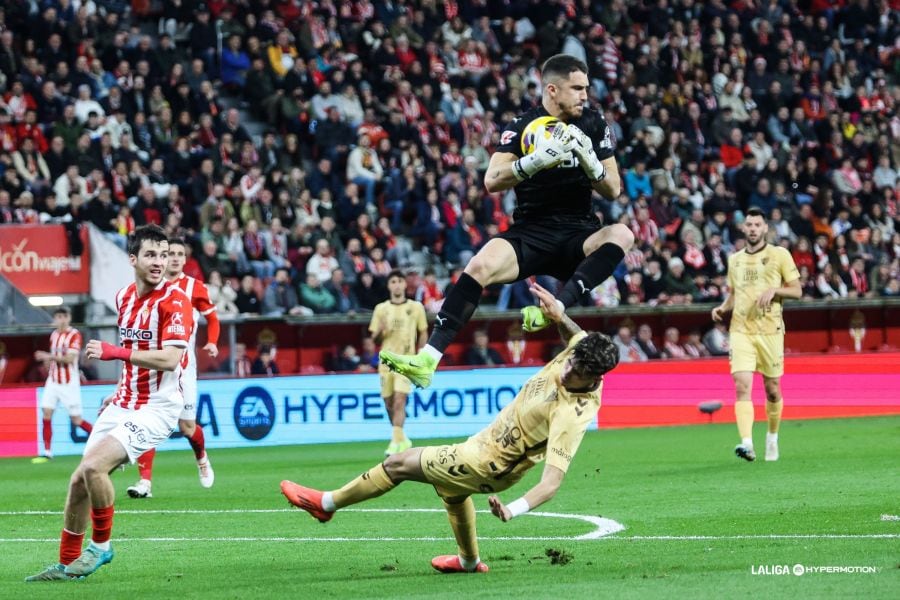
[281, 448, 434, 521]
[763, 376, 783, 461]
[524, 225, 633, 332]
[431, 496, 489, 573]
[732, 371, 756, 461]
[380, 239, 519, 388]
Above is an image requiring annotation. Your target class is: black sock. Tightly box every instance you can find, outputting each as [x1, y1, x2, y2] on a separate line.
[428, 273, 483, 353]
[558, 243, 626, 308]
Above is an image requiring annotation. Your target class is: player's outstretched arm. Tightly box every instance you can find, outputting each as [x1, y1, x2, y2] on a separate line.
[488, 464, 565, 522]
[529, 282, 582, 343]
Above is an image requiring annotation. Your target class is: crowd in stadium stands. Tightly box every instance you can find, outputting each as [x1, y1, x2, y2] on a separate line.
[0, 0, 898, 355]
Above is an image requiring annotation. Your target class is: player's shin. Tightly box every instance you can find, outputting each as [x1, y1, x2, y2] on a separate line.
[42, 418, 52, 453]
[557, 243, 626, 308]
[428, 273, 483, 354]
[59, 529, 85, 565]
[766, 398, 783, 434]
[735, 401, 755, 443]
[79, 420, 93, 434]
[188, 426, 206, 460]
[138, 448, 156, 481]
[90, 505, 114, 550]
[443, 497, 480, 568]
[331, 463, 397, 509]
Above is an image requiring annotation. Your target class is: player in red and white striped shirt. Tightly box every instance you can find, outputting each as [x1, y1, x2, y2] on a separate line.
[26, 225, 193, 582]
[128, 238, 219, 499]
[33, 306, 93, 462]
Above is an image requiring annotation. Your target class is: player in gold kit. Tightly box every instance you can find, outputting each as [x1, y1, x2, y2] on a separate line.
[712, 208, 801, 462]
[369, 270, 428, 455]
[281, 282, 619, 574]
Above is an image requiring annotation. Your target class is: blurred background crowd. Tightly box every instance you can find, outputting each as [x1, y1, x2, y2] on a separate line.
[0, 0, 898, 345]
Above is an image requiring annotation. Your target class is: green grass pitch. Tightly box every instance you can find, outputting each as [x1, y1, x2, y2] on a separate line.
[1, 416, 897, 599]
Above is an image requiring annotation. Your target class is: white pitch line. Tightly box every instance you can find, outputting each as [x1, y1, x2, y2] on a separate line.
[881, 514, 899, 521]
[0, 534, 896, 543]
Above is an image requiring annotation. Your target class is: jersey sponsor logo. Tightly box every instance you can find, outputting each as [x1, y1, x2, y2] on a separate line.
[173, 300, 183, 307]
[500, 130, 516, 145]
[495, 423, 522, 449]
[120, 327, 153, 341]
[172, 312, 184, 325]
[233, 386, 276, 440]
[574, 397, 589, 417]
[551, 447, 573, 462]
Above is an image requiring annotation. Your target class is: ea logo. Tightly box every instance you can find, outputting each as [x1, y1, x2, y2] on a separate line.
[233, 386, 276, 440]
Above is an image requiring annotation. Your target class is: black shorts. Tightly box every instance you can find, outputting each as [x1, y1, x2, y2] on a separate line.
[496, 216, 602, 281]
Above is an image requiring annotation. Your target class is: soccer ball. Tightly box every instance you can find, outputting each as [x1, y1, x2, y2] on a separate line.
[520, 116, 562, 155]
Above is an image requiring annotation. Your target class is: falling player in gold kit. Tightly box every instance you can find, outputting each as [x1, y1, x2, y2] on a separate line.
[712, 208, 801, 462]
[281, 282, 619, 574]
[369, 270, 428, 455]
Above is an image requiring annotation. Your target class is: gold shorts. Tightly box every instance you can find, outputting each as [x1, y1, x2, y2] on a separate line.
[729, 332, 784, 378]
[379, 364, 412, 397]
[419, 443, 522, 498]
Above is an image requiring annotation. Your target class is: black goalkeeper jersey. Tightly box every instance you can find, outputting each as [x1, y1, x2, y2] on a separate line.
[495, 106, 616, 222]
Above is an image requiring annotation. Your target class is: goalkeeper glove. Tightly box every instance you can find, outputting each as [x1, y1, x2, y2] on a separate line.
[567, 124, 606, 182]
[512, 123, 575, 181]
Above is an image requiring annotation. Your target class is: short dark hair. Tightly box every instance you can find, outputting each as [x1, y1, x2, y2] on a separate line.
[745, 207, 766, 220]
[387, 269, 405, 282]
[541, 54, 588, 83]
[128, 224, 168, 256]
[572, 332, 619, 378]
[53, 306, 70, 317]
[167, 237, 186, 248]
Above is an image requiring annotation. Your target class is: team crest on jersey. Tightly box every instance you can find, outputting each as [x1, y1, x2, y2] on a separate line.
[761, 258, 769, 265]
[139, 307, 151, 327]
[500, 129, 516, 145]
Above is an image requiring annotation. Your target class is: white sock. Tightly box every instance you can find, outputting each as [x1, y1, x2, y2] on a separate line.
[321, 491, 336, 512]
[741, 437, 753, 448]
[422, 345, 442, 361]
[91, 540, 111, 551]
[767, 433, 778, 443]
[459, 555, 480, 571]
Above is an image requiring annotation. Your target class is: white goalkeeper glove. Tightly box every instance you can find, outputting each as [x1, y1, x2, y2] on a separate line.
[567, 124, 606, 182]
[512, 123, 575, 181]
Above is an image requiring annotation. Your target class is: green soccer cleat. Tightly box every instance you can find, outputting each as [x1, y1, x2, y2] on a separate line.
[384, 441, 399, 456]
[521, 305, 551, 332]
[25, 563, 76, 582]
[396, 437, 413, 453]
[64, 544, 114, 578]
[379, 350, 437, 389]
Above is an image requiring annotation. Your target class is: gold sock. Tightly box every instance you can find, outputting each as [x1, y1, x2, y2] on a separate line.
[766, 399, 783, 434]
[443, 497, 479, 563]
[332, 464, 396, 509]
[392, 426, 405, 443]
[735, 401, 755, 441]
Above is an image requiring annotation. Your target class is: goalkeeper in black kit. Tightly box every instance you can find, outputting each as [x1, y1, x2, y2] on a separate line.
[381, 54, 633, 389]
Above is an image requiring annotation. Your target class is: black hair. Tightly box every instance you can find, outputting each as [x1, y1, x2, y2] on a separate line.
[167, 237, 186, 248]
[387, 269, 405, 282]
[572, 332, 619, 378]
[745, 207, 766, 219]
[127, 224, 168, 256]
[541, 54, 589, 83]
[53, 306, 71, 317]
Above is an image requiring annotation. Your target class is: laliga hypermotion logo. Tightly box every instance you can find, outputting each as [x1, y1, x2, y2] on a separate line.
[233, 386, 276, 440]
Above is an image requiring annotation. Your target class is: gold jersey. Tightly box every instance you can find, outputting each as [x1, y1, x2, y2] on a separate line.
[467, 331, 601, 484]
[369, 299, 427, 355]
[727, 245, 800, 335]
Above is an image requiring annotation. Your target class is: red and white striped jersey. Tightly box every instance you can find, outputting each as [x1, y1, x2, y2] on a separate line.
[47, 327, 82, 385]
[170, 272, 218, 353]
[112, 280, 193, 410]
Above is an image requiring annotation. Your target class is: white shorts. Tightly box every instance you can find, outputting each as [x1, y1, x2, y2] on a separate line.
[84, 402, 179, 464]
[40, 382, 83, 417]
[179, 360, 197, 421]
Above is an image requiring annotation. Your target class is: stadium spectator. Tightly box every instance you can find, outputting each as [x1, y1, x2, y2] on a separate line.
[300, 273, 337, 314]
[251, 345, 280, 377]
[235, 275, 262, 315]
[462, 330, 503, 367]
[703, 322, 731, 357]
[662, 327, 688, 360]
[635, 324, 661, 360]
[613, 325, 647, 363]
[263, 268, 305, 317]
